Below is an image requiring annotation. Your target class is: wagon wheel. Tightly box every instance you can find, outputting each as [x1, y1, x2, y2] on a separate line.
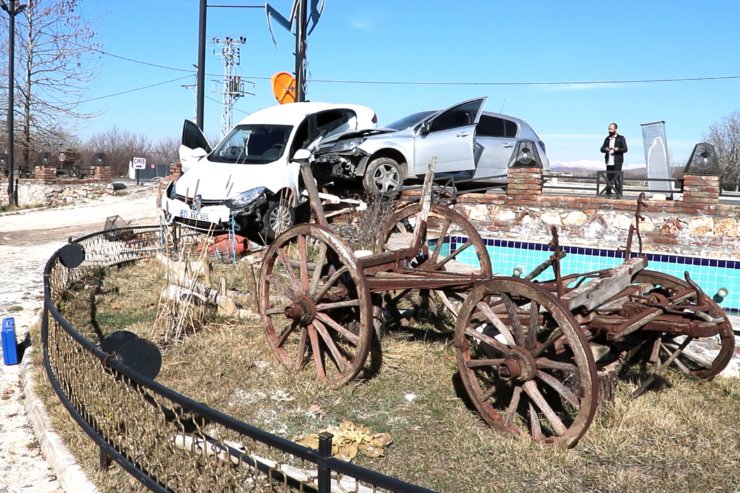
[378, 203, 492, 329]
[633, 270, 735, 381]
[260, 223, 374, 387]
[455, 278, 598, 448]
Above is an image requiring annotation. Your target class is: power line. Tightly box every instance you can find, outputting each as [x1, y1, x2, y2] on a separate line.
[307, 74, 740, 86]
[58, 37, 740, 87]
[76, 75, 194, 103]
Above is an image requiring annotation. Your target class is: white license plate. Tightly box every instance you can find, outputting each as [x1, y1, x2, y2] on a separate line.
[179, 209, 211, 222]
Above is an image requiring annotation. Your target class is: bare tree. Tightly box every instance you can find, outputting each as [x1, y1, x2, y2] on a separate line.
[15, 0, 99, 167]
[85, 127, 152, 177]
[151, 136, 180, 167]
[705, 111, 740, 190]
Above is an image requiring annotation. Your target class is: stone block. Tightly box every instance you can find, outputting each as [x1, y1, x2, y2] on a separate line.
[688, 216, 714, 236]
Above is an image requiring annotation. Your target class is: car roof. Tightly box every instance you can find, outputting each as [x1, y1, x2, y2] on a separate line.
[236, 102, 374, 127]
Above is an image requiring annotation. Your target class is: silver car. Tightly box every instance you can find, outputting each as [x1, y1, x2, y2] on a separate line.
[312, 97, 550, 195]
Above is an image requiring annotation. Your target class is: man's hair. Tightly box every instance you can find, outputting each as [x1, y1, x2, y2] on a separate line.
[610, 122, 618, 129]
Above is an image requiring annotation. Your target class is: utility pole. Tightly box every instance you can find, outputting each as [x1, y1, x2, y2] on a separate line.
[294, 0, 308, 102]
[1, 0, 27, 206]
[196, 0, 207, 131]
[212, 36, 252, 137]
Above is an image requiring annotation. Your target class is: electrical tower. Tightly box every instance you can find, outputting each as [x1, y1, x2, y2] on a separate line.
[212, 36, 254, 137]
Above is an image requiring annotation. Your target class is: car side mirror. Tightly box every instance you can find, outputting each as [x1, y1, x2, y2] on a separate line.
[292, 148, 312, 164]
[419, 121, 432, 135]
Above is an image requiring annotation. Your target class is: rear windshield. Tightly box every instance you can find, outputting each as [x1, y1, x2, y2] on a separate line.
[210, 124, 292, 164]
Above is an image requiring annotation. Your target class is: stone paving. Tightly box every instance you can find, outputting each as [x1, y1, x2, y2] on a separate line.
[0, 188, 159, 493]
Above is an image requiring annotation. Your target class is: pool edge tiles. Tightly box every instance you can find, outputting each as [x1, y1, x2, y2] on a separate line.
[442, 235, 740, 314]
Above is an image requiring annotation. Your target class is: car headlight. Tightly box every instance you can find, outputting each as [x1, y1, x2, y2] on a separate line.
[225, 186, 266, 210]
[331, 137, 366, 153]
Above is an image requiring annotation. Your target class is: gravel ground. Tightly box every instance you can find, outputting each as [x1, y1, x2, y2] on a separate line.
[0, 186, 160, 493]
[0, 185, 737, 492]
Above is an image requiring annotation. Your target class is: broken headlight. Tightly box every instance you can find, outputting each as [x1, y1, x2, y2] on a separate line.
[225, 186, 266, 210]
[330, 137, 366, 153]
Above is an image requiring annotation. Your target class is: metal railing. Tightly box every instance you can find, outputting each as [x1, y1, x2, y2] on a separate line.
[544, 172, 682, 197]
[41, 225, 434, 493]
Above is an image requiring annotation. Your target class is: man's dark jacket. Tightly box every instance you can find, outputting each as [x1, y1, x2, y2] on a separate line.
[600, 135, 628, 165]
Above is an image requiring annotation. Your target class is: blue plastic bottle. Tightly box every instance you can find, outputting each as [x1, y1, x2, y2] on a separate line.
[2, 317, 19, 365]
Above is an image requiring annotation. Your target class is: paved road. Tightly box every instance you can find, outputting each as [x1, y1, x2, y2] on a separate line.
[0, 188, 160, 493]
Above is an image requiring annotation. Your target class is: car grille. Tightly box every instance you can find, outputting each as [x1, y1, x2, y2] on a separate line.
[175, 194, 224, 207]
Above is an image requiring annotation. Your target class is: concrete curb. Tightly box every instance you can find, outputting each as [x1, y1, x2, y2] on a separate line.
[20, 346, 100, 493]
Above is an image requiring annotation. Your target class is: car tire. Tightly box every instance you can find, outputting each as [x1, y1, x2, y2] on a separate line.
[261, 198, 295, 242]
[363, 157, 404, 197]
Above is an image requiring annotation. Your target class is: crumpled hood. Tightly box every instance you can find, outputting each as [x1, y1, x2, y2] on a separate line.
[319, 127, 397, 146]
[173, 160, 299, 201]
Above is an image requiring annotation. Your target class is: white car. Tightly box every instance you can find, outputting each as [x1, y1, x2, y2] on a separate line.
[162, 102, 377, 241]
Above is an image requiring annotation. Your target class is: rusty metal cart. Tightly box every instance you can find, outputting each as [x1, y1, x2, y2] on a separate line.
[259, 160, 735, 448]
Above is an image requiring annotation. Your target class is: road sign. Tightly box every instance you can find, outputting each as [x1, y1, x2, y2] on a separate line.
[132, 157, 147, 170]
[58, 152, 66, 163]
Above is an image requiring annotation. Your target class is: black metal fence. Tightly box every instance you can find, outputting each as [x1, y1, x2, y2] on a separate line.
[42, 225, 435, 493]
[544, 172, 683, 197]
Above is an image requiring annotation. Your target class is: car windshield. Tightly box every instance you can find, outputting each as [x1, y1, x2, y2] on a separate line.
[384, 111, 436, 131]
[210, 124, 292, 164]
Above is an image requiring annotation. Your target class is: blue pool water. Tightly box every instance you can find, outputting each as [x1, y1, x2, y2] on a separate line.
[438, 236, 740, 314]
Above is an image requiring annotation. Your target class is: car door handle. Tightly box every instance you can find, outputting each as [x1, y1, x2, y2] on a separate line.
[456, 132, 470, 138]
[501, 143, 514, 148]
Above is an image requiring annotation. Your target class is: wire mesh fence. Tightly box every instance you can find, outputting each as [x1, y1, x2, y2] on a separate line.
[42, 225, 433, 493]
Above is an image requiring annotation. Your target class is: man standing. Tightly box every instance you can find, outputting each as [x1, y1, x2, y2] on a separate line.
[600, 123, 628, 197]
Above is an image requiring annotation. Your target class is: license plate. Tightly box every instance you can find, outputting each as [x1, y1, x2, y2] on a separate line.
[179, 209, 211, 222]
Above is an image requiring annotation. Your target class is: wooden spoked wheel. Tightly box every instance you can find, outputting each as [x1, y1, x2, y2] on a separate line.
[377, 203, 493, 328]
[455, 278, 598, 448]
[259, 224, 373, 387]
[633, 270, 735, 380]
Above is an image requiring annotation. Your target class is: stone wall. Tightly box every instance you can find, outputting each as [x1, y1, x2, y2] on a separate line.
[0, 179, 114, 208]
[452, 167, 739, 259]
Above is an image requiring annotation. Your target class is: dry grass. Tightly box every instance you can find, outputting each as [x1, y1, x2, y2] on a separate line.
[35, 258, 740, 493]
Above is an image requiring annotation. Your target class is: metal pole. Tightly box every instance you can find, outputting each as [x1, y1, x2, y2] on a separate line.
[196, 0, 207, 130]
[294, 0, 307, 102]
[5, 0, 17, 205]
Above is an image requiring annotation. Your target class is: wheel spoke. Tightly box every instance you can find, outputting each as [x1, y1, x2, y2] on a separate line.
[275, 319, 299, 348]
[277, 248, 300, 290]
[465, 358, 505, 369]
[535, 357, 577, 373]
[504, 385, 523, 427]
[528, 402, 543, 441]
[267, 273, 298, 300]
[295, 327, 308, 371]
[532, 327, 564, 357]
[315, 299, 360, 311]
[309, 241, 328, 296]
[428, 218, 452, 265]
[312, 319, 349, 373]
[313, 266, 349, 302]
[298, 233, 309, 290]
[503, 294, 526, 347]
[476, 301, 516, 346]
[464, 326, 509, 355]
[307, 324, 326, 380]
[435, 240, 472, 268]
[527, 301, 539, 348]
[315, 312, 360, 346]
[537, 370, 580, 409]
[523, 380, 567, 435]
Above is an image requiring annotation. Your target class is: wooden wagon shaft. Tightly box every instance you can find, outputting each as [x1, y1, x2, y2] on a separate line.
[562, 257, 647, 311]
[365, 269, 486, 292]
[300, 162, 329, 227]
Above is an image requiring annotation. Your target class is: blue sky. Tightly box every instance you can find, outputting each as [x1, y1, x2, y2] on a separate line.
[74, 0, 740, 168]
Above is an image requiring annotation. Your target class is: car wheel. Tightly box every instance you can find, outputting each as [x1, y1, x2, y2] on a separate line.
[261, 198, 295, 242]
[363, 157, 404, 196]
